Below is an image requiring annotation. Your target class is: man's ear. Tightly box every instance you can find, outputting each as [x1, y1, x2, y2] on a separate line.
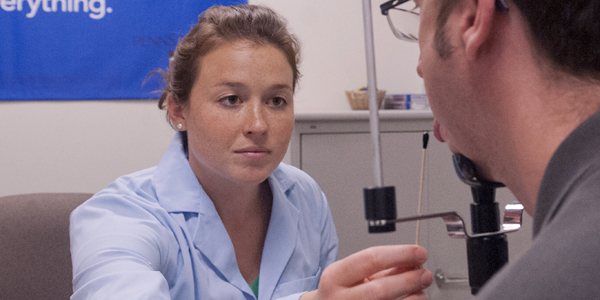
[167, 94, 187, 130]
[462, 0, 496, 60]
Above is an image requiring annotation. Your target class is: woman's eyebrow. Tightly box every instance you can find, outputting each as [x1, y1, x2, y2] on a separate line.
[216, 82, 246, 88]
[213, 82, 292, 91]
[269, 83, 293, 91]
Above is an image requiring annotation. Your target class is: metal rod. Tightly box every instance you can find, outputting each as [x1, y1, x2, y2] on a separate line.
[362, 0, 384, 187]
[434, 270, 469, 289]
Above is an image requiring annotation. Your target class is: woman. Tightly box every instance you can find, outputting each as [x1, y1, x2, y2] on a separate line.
[70, 4, 431, 300]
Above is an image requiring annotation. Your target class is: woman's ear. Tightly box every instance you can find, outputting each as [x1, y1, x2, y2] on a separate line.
[167, 94, 187, 131]
[463, 0, 496, 60]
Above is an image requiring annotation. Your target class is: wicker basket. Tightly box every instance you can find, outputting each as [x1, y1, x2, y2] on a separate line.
[345, 90, 386, 110]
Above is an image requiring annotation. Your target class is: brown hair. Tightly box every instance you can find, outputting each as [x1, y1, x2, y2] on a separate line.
[434, 0, 461, 59]
[157, 4, 301, 126]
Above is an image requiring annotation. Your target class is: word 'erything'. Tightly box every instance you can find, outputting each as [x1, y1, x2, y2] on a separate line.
[0, 0, 112, 20]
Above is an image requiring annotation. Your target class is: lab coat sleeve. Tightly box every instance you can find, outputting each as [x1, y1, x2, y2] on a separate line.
[319, 191, 339, 269]
[69, 194, 177, 300]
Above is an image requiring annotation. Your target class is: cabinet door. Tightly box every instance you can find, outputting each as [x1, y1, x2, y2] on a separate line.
[300, 131, 531, 299]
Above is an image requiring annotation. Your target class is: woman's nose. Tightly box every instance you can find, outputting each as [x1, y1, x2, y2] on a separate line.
[244, 102, 268, 135]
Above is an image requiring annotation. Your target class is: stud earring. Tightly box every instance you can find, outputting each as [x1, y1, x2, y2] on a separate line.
[177, 124, 183, 130]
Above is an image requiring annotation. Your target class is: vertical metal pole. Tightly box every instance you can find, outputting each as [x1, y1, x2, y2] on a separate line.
[362, 0, 384, 187]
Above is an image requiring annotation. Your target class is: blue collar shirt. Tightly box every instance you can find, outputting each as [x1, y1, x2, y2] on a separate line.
[70, 133, 338, 300]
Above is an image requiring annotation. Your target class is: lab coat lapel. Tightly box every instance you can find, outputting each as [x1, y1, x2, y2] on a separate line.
[192, 198, 255, 297]
[156, 133, 254, 296]
[259, 176, 300, 300]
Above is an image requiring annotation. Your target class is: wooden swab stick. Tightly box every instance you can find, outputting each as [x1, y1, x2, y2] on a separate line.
[416, 132, 430, 245]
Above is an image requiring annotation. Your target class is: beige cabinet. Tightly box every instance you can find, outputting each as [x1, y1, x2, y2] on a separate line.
[291, 110, 532, 299]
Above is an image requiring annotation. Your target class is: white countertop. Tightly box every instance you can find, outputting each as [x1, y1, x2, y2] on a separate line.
[295, 109, 433, 121]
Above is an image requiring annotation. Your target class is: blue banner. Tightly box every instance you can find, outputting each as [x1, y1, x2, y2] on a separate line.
[0, 0, 246, 100]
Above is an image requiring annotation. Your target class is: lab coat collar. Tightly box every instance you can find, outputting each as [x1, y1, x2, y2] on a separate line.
[155, 133, 301, 298]
[187, 168, 300, 299]
[153, 133, 210, 213]
[259, 172, 300, 300]
[191, 173, 300, 299]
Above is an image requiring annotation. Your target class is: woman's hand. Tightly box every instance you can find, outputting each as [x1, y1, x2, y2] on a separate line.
[301, 245, 432, 300]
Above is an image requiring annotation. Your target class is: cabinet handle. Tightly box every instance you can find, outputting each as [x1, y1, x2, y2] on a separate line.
[434, 269, 469, 289]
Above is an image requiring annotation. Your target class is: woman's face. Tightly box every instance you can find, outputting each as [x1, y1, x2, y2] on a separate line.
[179, 40, 294, 188]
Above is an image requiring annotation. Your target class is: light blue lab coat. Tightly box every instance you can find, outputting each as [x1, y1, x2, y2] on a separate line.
[70, 133, 338, 299]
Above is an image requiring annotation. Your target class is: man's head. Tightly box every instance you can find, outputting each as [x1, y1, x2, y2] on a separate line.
[417, 0, 600, 210]
[431, 0, 600, 78]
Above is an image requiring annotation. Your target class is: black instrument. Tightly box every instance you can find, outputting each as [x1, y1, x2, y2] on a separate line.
[452, 153, 508, 295]
[364, 152, 519, 295]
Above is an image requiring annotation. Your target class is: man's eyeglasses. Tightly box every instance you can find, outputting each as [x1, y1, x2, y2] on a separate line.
[380, 0, 509, 43]
[381, 0, 420, 43]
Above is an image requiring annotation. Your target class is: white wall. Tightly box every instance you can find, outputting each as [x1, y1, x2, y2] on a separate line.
[0, 0, 422, 197]
[252, 0, 424, 112]
[0, 101, 175, 197]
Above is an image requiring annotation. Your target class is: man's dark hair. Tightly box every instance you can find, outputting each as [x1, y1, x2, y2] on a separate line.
[511, 0, 600, 80]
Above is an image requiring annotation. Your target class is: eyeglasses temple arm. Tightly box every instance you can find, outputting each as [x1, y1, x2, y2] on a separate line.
[496, 0, 509, 11]
[380, 0, 399, 15]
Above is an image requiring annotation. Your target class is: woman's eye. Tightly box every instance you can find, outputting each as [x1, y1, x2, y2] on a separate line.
[269, 97, 287, 107]
[220, 95, 240, 106]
